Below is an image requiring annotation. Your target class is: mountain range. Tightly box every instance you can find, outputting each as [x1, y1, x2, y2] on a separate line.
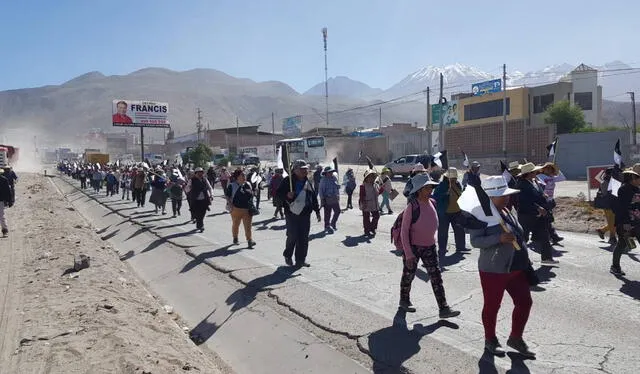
[0, 61, 638, 143]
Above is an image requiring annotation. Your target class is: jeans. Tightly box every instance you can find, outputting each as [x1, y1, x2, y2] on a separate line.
[380, 191, 391, 212]
[438, 212, 466, 252]
[122, 188, 130, 200]
[231, 207, 252, 241]
[192, 199, 208, 229]
[171, 198, 182, 215]
[613, 226, 629, 269]
[133, 188, 147, 207]
[362, 211, 380, 234]
[80, 178, 87, 189]
[346, 191, 354, 209]
[479, 270, 532, 340]
[400, 245, 447, 309]
[518, 213, 553, 260]
[323, 202, 340, 229]
[284, 212, 312, 263]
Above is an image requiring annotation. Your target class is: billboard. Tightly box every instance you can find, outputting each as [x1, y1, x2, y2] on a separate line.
[282, 115, 302, 137]
[112, 100, 170, 128]
[431, 100, 459, 126]
[472, 79, 502, 96]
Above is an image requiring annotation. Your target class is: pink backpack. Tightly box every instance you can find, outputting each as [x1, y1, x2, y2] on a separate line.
[390, 200, 421, 252]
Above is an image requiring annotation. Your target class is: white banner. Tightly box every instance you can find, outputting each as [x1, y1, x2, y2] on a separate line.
[112, 99, 170, 128]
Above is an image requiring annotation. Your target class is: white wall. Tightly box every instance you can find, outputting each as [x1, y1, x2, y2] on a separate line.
[570, 70, 600, 127]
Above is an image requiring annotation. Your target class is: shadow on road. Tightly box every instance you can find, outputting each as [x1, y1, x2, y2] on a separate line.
[207, 211, 228, 218]
[615, 276, 640, 300]
[180, 245, 239, 273]
[140, 230, 198, 253]
[440, 250, 467, 268]
[309, 230, 327, 241]
[535, 266, 556, 284]
[366, 308, 458, 373]
[342, 235, 371, 247]
[478, 350, 533, 374]
[225, 266, 300, 313]
[100, 229, 120, 241]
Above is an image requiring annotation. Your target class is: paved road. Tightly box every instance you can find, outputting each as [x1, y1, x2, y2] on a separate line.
[59, 174, 639, 373]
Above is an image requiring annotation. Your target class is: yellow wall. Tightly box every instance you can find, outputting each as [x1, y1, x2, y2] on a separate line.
[456, 87, 529, 126]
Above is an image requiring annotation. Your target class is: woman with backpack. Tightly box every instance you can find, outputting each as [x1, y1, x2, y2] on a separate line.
[343, 168, 356, 209]
[403, 164, 428, 203]
[359, 169, 383, 237]
[225, 169, 256, 248]
[398, 173, 460, 319]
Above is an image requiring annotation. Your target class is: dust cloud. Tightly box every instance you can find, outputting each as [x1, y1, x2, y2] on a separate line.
[0, 121, 49, 173]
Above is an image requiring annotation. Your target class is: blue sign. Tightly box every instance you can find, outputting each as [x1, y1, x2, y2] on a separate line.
[472, 79, 502, 96]
[282, 115, 302, 137]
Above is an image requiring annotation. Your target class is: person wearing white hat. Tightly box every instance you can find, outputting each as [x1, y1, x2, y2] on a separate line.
[610, 168, 640, 276]
[467, 176, 535, 358]
[515, 163, 557, 265]
[187, 167, 213, 232]
[359, 169, 382, 236]
[399, 173, 460, 319]
[318, 166, 341, 232]
[433, 167, 466, 254]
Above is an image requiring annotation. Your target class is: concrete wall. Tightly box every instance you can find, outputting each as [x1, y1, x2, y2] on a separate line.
[554, 130, 630, 179]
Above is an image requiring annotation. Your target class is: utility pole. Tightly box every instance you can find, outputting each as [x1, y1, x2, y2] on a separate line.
[236, 116, 240, 154]
[502, 63, 507, 160]
[322, 27, 329, 131]
[439, 73, 444, 152]
[378, 107, 382, 129]
[271, 112, 276, 153]
[426, 87, 431, 152]
[196, 108, 203, 143]
[629, 92, 637, 145]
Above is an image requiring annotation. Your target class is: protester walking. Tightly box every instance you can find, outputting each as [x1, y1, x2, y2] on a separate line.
[468, 176, 536, 358]
[403, 164, 428, 202]
[462, 161, 482, 190]
[79, 168, 87, 189]
[149, 170, 168, 215]
[168, 171, 185, 217]
[538, 162, 565, 244]
[132, 168, 148, 208]
[379, 168, 393, 215]
[219, 167, 230, 192]
[343, 168, 356, 209]
[313, 165, 322, 198]
[270, 168, 285, 219]
[433, 167, 466, 254]
[187, 167, 213, 232]
[276, 160, 321, 268]
[0, 169, 13, 237]
[398, 173, 460, 318]
[105, 171, 118, 197]
[226, 169, 256, 248]
[610, 167, 640, 276]
[318, 166, 341, 232]
[207, 166, 216, 190]
[516, 163, 557, 264]
[121, 171, 131, 200]
[359, 169, 382, 237]
[92, 169, 103, 193]
[595, 168, 617, 244]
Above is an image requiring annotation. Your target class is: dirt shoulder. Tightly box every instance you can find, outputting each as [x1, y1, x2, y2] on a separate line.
[552, 196, 606, 234]
[0, 173, 230, 374]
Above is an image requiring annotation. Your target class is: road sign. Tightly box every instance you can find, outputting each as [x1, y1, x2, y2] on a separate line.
[472, 79, 502, 96]
[586, 164, 612, 201]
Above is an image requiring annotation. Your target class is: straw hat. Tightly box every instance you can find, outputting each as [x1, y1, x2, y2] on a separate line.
[508, 161, 521, 171]
[482, 176, 520, 197]
[623, 168, 640, 177]
[444, 167, 458, 179]
[517, 162, 543, 177]
[363, 169, 378, 180]
[541, 162, 559, 174]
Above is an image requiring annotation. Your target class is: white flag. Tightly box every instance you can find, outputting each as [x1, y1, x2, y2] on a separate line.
[457, 186, 502, 226]
[608, 177, 622, 197]
[277, 145, 289, 178]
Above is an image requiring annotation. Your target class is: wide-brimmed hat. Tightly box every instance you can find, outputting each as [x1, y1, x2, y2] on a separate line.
[409, 173, 440, 195]
[293, 160, 309, 170]
[482, 176, 520, 197]
[471, 161, 481, 168]
[541, 162, 559, 173]
[194, 167, 204, 172]
[323, 166, 335, 174]
[508, 161, 521, 171]
[623, 168, 640, 177]
[445, 167, 458, 179]
[412, 164, 426, 172]
[517, 162, 543, 177]
[363, 169, 378, 180]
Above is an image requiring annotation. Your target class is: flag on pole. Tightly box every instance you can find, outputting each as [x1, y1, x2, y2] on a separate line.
[358, 150, 363, 159]
[162, 159, 168, 167]
[333, 157, 339, 176]
[457, 183, 502, 227]
[277, 145, 289, 178]
[608, 177, 622, 197]
[614, 139, 624, 168]
[115, 159, 120, 168]
[432, 150, 448, 169]
[366, 156, 375, 170]
[462, 151, 469, 168]
[499, 160, 512, 183]
[546, 137, 558, 160]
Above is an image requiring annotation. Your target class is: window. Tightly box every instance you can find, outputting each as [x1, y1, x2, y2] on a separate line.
[306, 137, 324, 147]
[396, 157, 406, 164]
[464, 99, 510, 121]
[574, 92, 593, 110]
[405, 156, 416, 163]
[533, 94, 554, 114]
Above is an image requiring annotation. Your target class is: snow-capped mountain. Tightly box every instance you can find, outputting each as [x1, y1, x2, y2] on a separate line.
[508, 63, 574, 87]
[382, 63, 497, 100]
[303, 76, 383, 98]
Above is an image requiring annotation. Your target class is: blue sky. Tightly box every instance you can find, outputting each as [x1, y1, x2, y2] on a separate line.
[0, 0, 637, 93]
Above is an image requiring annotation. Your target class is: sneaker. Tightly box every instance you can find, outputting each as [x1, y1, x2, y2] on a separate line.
[248, 240, 256, 249]
[198, 228, 204, 233]
[177, 210, 181, 216]
[398, 300, 416, 313]
[284, 257, 293, 266]
[233, 238, 239, 245]
[506, 337, 536, 359]
[610, 266, 626, 276]
[331, 224, 337, 231]
[608, 237, 617, 245]
[295, 262, 311, 268]
[438, 306, 461, 319]
[325, 227, 333, 233]
[1, 228, 7, 237]
[596, 229, 605, 240]
[541, 259, 559, 265]
[388, 210, 393, 214]
[485, 337, 505, 355]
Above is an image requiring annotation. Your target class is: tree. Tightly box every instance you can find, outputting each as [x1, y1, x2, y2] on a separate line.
[185, 143, 213, 168]
[544, 100, 587, 134]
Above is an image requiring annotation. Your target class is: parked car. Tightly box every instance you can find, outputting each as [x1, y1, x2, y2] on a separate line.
[384, 154, 432, 178]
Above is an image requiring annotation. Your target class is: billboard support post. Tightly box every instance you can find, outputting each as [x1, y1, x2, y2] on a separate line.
[140, 127, 144, 163]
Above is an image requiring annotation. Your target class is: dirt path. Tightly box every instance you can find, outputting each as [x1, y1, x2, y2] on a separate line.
[0, 173, 231, 374]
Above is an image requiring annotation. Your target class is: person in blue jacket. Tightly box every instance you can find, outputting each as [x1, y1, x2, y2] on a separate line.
[433, 167, 466, 255]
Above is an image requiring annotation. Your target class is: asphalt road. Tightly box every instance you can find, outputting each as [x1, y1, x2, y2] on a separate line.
[57, 174, 639, 373]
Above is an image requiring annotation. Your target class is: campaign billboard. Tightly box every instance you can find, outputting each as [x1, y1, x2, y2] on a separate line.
[112, 100, 170, 128]
[472, 79, 502, 96]
[431, 100, 459, 126]
[282, 115, 302, 137]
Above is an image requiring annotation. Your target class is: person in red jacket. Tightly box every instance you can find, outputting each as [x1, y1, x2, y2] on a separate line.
[112, 101, 133, 124]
